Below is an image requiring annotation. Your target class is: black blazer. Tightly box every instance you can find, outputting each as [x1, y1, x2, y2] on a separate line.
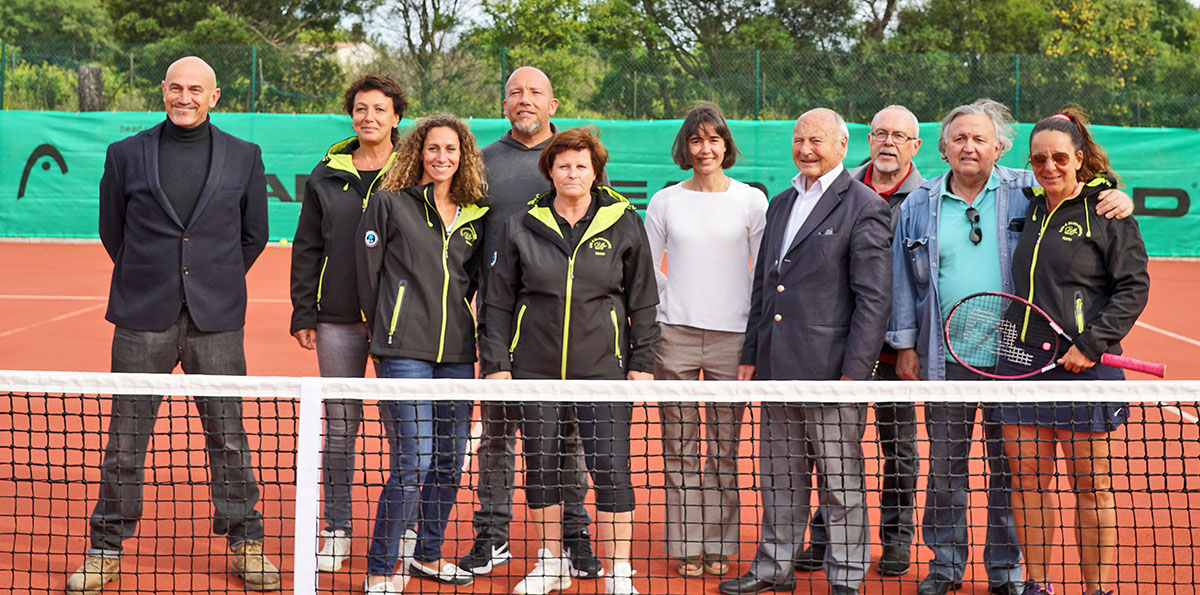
[742, 168, 892, 380]
[99, 120, 269, 332]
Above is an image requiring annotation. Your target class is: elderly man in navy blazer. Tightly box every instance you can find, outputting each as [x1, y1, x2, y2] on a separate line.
[66, 56, 277, 595]
[719, 108, 892, 595]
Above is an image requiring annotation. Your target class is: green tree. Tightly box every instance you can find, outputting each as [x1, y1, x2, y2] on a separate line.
[104, 0, 374, 45]
[886, 0, 1051, 54]
[0, 0, 110, 43]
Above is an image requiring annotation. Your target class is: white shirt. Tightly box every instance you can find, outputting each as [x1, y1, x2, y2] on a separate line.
[644, 179, 769, 332]
[781, 164, 844, 262]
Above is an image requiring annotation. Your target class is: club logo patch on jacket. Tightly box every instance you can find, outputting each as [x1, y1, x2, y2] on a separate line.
[1058, 221, 1084, 242]
[589, 237, 612, 256]
[460, 227, 477, 246]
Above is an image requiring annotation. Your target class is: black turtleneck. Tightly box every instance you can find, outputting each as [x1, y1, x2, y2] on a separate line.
[159, 117, 213, 225]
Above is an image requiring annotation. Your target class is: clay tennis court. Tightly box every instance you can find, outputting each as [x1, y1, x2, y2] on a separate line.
[1, 241, 1198, 594]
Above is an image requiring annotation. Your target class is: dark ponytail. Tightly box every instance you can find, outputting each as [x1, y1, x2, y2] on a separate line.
[1031, 106, 1119, 186]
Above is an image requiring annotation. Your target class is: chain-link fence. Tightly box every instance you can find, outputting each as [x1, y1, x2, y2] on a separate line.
[5, 40, 1200, 126]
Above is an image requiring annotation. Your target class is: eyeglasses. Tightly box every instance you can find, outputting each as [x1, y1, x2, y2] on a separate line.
[1029, 152, 1072, 168]
[965, 207, 982, 245]
[870, 129, 913, 144]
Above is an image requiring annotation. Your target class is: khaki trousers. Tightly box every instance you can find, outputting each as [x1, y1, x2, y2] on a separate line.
[654, 323, 747, 558]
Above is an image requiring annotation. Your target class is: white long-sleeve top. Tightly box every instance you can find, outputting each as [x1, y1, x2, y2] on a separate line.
[644, 179, 769, 333]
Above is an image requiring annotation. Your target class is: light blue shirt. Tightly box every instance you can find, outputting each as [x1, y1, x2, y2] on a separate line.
[937, 169, 1003, 364]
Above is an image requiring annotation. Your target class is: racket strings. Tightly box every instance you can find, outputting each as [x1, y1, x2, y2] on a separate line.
[948, 294, 1058, 376]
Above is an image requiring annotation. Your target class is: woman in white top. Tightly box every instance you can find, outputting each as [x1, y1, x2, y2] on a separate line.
[644, 102, 768, 577]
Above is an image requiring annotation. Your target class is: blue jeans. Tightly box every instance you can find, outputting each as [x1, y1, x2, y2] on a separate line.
[922, 362, 1022, 585]
[367, 358, 472, 576]
[414, 401, 472, 563]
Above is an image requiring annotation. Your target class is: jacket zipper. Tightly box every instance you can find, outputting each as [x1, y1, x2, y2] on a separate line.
[1021, 196, 1070, 341]
[316, 256, 329, 311]
[509, 304, 528, 357]
[465, 297, 477, 341]
[610, 305, 623, 368]
[562, 252, 577, 379]
[387, 282, 406, 344]
[1074, 291, 1085, 335]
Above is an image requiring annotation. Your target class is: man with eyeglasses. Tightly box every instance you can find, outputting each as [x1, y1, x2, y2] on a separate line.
[794, 105, 924, 579]
[889, 98, 1132, 595]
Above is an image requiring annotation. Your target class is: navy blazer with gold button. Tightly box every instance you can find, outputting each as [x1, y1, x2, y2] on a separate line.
[742, 168, 892, 381]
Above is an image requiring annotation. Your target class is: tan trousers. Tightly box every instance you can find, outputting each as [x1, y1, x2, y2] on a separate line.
[654, 323, 747, 558]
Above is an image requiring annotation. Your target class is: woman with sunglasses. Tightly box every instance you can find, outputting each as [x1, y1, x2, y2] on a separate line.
[997, 107, 1149, 595]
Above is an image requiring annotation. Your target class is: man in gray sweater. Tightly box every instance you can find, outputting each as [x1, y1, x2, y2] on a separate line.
[460, 66, 604, 581]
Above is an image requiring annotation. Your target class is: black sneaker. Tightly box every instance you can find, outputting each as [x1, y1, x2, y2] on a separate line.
[564, 534, 604, 578]
[458, 538, 511, 575]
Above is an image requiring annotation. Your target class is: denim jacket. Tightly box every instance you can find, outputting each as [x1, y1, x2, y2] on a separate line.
[887, 164, 1035, 380]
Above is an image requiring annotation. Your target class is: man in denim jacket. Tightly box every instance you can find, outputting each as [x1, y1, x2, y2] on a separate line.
[888, 98, 1132, 595]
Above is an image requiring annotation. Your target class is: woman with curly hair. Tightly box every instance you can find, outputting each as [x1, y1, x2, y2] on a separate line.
[356, 114, 488, 594]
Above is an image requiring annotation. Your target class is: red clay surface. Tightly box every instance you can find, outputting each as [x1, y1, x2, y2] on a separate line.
[1, 241, 1198, 594]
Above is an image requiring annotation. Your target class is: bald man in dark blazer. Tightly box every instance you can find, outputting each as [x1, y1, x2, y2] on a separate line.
[720, 108, 892, 595]
[67, 56, 277, 595]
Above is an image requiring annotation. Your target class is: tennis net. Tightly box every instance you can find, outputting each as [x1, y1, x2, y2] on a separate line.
[1, 370, 1197, 594]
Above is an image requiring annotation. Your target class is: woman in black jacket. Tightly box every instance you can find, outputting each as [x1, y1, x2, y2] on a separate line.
[356, 114, 487, 594]
[288, 74, 406, 573]
[480, 127, 659, 595]
[998, 108, 1149, 595]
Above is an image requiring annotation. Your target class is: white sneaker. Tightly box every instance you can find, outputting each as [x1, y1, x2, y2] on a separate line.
[410, 559, 474, 585]
[512, 549, 572, 595]
[605, 562, 639, 595]
[318, 529, 351, 572]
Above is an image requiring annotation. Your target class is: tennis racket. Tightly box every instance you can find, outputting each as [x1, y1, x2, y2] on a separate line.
[944, 291, 1165, 379]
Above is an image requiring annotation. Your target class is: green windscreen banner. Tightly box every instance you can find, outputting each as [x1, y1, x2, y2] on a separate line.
[1, 111, 1195, 256]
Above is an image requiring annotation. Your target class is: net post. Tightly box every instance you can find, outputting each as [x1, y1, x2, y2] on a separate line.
[292, 376, 324, 594]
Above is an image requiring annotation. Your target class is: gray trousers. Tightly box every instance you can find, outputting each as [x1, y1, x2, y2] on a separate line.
[654, 323, 746, 558]
[314, 322, 371, 534]
[809, 361, 919, 549]
[88, 310, 264, 556]
[751, 403, 868, 590]
[472, 402, 593, 541]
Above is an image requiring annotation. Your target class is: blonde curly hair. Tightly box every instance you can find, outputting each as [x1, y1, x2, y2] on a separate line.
[381, 114, 486, 205]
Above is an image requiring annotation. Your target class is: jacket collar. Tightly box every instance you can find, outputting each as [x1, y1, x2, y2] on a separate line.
[143, 118, 227, 229]
[526, 186, 633, 250]
[782, 169, 852, 257]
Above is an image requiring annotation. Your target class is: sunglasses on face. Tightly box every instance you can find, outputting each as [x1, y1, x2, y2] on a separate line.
[1029, 152, 1072, 168]
[965, 207, 982, 245]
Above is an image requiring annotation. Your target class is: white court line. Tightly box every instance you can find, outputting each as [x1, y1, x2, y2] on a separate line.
[0, 294, 289, 304]
[0, 303, 106, 339]
[1162, 405, 1200, 424]
[1135, 321, 1200, 349]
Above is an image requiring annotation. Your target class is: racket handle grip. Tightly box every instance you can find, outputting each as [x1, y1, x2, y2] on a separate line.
[1100, 353, 1166, 378]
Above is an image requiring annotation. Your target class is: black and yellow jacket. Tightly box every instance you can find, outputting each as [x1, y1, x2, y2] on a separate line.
[356, 183, 488, 363]
[1013, 176, 1150, 362]
[480, 187, 660, 379]
[289, 137, 396, 334]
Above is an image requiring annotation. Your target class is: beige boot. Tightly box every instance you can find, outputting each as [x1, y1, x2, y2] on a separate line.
[65, 556, 120, 595]
[231, 541, 282, 591]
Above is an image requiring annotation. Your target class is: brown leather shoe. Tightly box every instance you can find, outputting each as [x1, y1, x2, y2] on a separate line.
[65, 556, 120, 595]
[231, 541, 282, 591]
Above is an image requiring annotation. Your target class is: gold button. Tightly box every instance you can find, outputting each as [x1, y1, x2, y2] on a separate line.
[774, 314, 782, 322]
